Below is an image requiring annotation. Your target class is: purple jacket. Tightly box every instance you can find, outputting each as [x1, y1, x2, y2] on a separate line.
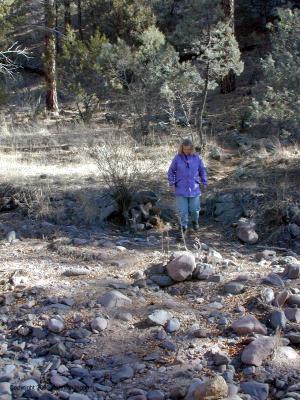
[167, 153, 207, 197]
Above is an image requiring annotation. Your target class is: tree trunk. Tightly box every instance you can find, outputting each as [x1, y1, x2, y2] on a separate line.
[220, 0, 236, 94]
[44, 0, 59, 113]
[64, 0, 72, 31]
[77, 0, 83, 40]
[195, 62, 210, 152]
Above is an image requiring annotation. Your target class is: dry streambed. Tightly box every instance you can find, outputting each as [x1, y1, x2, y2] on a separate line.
[0, 227, 299, 400]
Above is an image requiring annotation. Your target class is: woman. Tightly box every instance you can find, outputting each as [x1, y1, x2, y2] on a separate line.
[167, 138, 207, 233]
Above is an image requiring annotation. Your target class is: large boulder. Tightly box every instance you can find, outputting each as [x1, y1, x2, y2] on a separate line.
[241, 336, 275, 366]
[232, 315, 267, 335]
[166, 251, 196, 282]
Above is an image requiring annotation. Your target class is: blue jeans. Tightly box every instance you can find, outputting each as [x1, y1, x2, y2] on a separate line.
[175, 195, 200, 228]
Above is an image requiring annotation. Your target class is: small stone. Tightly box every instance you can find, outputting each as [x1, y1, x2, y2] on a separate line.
[285, 308, 300, 324]
[261, 288, 274, 304]
[69, 394, 90, 400]
[273, 290, 291, 307]
[166, 318, 180, 333]
[232, 315, 267, 335]
[147, 389, 165, 400]
[6, 231, 16, 243]
[287, 332, 300, 346]
[270, 310, 287, 330]
[194, 376, 228, 399]
[241, 336, 274, 366]
[169, 386, 187, 399]
[50, 374, 69, 388]
[193, 328, 209, 338]
[0, 382, 11, 396]
[255, 250, 276, 261]
[160, 340, 176, 352]
[111, 365, 134, 383]
[116, 311, 133, 321]
[150, 275, 174, 287]
[287, 294, 300, 306]
[98, 290, 132, 308]
[224, 281, 244, 295]
[90, 317, 108, 331]
[240, 381, 269, 400]
[212, 351, 231, 366]
[48, 318, 64, 333]
[262, 273, 284, 287]
[62, 269, 89, 277]
[193, 264, 215, 280]
[283, 263, 300, 279]
[148, 309, 173, 326]
[68, 328, 91, 339]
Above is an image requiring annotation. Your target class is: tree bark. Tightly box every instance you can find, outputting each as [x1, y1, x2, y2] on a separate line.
[77, 0, 83, 40]
[220, 0, 236, 94]
[44, 0, 59, 112]
[64, 0, 72, 30]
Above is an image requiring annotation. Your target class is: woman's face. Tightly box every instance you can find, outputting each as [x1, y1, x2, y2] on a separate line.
[182, 145, 193, 155]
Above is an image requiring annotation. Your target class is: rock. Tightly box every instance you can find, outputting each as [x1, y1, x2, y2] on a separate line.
[150, 275, 174, 287]
[273, 290, 291, 307]
[69, 394, 90, 400]
[116, 311, 133, 321]
[286, 332, 300, 345]
[48, 318, 64, 333]
[194, 376, 228, 400]
[240, 381, 269, 400]
[6, 231, 16, 243]
[98, 290, 132, 308]
[148, 310, 173, 326]
[212, 351, 231, 366]
[285, 308, 300, 323]
[90, 317, 108, 331]
[166, 251, 196, 282]
[232, 315, 267, 335]
[224, 281, 244, 295]
[289, 223, 300, 238]
[193, 264, 215, 280]
[270, 310, 287, 330]
[287, 294, 300, 306]
[62, 269, 89, 277]
[50, 374, 69, 388]
[276, 346, 299, 360]
[193, 328, 209, 338]
[210, 147, 222, 161]
[68, 328, 91, 339]
[49, 342, 68, 357]
[160, 339, 176, 352]
[237, 219, 258, 244]
[0, 382, 11, 396]
[262, 273, 285, 288]
[261, 288, 274, 304]
[169, 386, 187, 399]
[283, 263, 300, 279]
[213, 193, 243, 224]
[166, 318, 180, 333]
[147, 389, 165, 400]
[111, 365, 134, 383]
[255, 250, 277, 261]
[241, 336, 275, 366]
